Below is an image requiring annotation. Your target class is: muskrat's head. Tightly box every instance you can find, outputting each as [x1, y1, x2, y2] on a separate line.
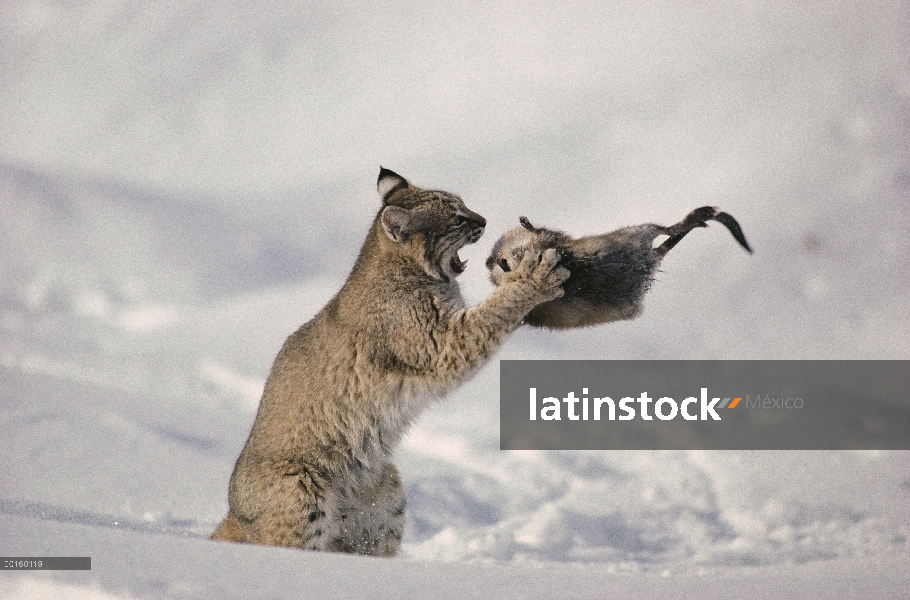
[484, 216, 541, 286]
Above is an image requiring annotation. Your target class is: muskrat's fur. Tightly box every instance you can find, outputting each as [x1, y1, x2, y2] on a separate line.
[485, 207, 751, 329]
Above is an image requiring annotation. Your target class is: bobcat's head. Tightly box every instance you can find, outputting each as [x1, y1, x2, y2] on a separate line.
[377, 168, 486, 281]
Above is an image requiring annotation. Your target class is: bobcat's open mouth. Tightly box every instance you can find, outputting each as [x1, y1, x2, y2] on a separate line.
[451, 252, 468, 274]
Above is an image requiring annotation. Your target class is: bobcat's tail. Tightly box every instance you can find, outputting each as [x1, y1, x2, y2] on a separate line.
[211, 512, 246, 543]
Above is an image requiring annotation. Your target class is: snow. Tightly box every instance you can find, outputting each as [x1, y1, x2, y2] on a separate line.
[2, 512, 909, 600]
[1, 0, 909, 597]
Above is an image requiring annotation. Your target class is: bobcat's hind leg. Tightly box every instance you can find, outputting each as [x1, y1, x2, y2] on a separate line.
[328, 462, 406, 556]
[227, 458, 339, 550]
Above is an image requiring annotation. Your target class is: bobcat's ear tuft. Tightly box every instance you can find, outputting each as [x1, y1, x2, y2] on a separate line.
[378, 167, 410, 204]
[380, 205, 412, 243]
[519, 216, 535, 231]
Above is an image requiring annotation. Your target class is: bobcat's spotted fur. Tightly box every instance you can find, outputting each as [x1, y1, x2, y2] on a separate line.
[211, 168, 568, 555]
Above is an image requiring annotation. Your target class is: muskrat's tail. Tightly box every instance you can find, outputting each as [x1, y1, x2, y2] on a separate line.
[655, 206, 752, 257]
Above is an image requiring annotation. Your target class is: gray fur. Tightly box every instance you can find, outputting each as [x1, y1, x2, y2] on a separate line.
[211, 168, 569, 554]
[485, 206, 751, 329]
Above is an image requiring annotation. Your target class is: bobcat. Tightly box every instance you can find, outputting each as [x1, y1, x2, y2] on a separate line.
[486, 207, 751, 329]
[211, 168, 569, 555]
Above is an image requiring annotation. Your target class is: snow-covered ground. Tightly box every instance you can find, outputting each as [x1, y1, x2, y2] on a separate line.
[1, 1, 908, 597]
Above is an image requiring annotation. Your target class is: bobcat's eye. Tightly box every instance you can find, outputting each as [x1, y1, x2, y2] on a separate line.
[451, 215, 469, 228]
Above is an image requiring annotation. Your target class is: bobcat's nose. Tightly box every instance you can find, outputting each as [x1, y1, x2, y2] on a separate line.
[460, 207, 485, 242]
[467, 218, 485, 242]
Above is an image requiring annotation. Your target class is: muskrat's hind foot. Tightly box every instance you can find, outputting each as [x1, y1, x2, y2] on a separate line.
[656, 206, 752, 256]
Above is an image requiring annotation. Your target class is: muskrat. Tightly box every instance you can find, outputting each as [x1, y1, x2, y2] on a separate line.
[485, 206, 751, 329]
